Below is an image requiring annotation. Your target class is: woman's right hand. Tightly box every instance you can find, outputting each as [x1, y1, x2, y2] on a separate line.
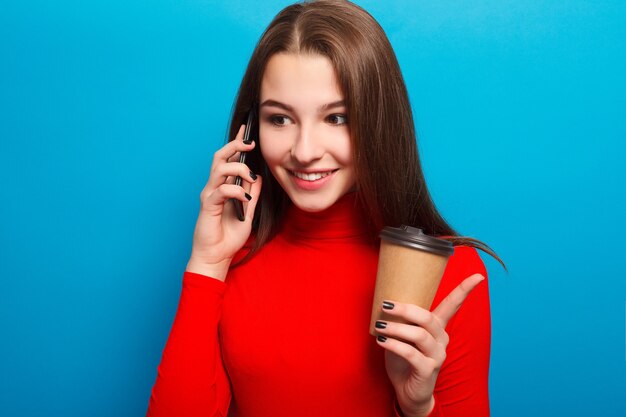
[185, 125, 263, 281]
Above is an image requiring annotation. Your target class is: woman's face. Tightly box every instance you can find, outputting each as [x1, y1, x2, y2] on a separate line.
[259, 53, 355, 212]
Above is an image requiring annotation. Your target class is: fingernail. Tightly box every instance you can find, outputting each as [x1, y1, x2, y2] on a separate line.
[243, 138, 253, 145]
[249, 171, 257, 180]
[382, 301, 394, 310]
[377, 335, 387, 343]
[375, 320, 387, 329]
[245, 193, 252, 201]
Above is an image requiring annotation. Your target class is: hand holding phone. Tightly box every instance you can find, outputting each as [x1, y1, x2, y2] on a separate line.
[185, 108, 261, 281]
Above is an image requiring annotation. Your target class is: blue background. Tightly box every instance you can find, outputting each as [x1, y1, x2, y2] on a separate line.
[1, 1, 624, 415]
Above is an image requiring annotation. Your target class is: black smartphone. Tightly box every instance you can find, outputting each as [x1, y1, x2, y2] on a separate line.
[233, 105, 258, 221]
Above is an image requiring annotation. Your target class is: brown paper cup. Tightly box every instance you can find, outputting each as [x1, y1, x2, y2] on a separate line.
[369, 226, 453, 336]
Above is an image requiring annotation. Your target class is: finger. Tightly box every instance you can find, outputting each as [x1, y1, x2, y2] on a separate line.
[240, 175, 252, 193]
[380, 301, 448, 344]
[235, 174, 253, 215]
[374, 320, 443, 361]
[243, 175, 263, 224]
[432, 274, 485, 327]
[208, 162, 258, 189]
[213, 125, 256, 162]
[224, 174, 236, 185]
[202, 183, 252, 212]
[376, 335, 440, 377]
[227, 151, 241, 163]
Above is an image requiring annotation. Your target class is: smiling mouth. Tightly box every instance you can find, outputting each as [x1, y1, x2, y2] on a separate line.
[289, 169, 338, 181]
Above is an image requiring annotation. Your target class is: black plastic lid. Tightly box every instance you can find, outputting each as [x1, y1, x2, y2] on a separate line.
[380, 225, 454, 257]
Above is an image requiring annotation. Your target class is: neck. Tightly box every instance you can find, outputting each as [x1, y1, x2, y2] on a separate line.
[280, 192, 376, 242]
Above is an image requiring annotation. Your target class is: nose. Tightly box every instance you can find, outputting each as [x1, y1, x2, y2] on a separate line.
[290, 123, 324, 165]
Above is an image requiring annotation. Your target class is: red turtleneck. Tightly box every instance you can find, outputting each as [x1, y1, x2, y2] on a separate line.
[147, 194, 491, 416]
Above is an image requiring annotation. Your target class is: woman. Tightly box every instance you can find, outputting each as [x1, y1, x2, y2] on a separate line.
[147, 1, 504, 416]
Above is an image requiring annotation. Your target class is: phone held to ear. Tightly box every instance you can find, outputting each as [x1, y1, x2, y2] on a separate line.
[233, 105, 257, 221]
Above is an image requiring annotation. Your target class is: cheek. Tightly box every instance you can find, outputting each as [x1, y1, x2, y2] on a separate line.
[331, 131, 354, 166]
[335, 145, 353, 166]
[259, 128, 289, 167]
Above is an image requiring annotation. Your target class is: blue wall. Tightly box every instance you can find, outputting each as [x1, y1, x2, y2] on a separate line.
[1, 1, 624, 415]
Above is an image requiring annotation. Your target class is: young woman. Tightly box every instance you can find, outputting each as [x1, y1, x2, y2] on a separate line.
[147, 1, 504, 416]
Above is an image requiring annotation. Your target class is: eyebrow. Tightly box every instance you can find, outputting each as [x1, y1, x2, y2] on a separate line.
[260, 99, 346, 112]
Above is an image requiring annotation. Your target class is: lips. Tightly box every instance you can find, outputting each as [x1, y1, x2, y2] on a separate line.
[287, 169, 339, 191]
[289, 169, 338, 182]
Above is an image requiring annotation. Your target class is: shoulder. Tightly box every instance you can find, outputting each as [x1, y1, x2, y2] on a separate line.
[229, 230, 281, 267]
[431, 245, 488, 310]
[446, 246, 487, 280]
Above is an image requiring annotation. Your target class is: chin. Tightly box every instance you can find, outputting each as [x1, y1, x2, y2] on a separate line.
[286, 191, 344, 213]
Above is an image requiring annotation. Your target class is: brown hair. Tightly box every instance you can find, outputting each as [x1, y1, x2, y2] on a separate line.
[228, 0, 506, 270]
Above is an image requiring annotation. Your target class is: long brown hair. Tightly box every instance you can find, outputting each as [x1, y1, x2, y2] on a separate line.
[228, 0, 506, 270]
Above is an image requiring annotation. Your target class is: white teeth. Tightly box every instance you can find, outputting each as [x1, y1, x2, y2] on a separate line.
[292, 171, 333, 181]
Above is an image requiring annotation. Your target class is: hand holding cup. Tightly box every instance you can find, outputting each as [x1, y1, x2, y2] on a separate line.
[375, 273, 485, 417]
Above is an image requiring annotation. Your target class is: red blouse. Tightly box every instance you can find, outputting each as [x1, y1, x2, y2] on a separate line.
[147, 193, 491, 416]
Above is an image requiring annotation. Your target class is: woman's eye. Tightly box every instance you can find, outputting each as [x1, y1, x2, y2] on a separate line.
[270, 115, 293, 126]
[327, 114, 348, 125]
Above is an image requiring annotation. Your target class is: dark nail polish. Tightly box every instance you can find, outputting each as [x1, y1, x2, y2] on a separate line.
[245, 193, 252, 201]
[249, 171, 257, 180]
[377, 335, 387, 343]
[375, 320, 387, 329]
[382, 301, 394, 310]
[243, 139, 253, 145]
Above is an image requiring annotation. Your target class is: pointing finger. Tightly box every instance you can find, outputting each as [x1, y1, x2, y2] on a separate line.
[432, 274, 485, 327]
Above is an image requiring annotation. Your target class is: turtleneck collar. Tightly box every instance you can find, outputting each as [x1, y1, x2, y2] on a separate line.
[280, 192, 376, 242]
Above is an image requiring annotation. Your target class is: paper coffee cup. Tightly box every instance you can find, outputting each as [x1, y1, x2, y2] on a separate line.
[369, 226, 454, 336]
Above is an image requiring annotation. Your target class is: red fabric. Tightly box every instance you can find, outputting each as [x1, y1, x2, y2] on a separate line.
[147, 193, 490, 416]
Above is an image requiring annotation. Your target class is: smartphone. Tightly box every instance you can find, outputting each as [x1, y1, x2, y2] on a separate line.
[233, 105, 258, 221]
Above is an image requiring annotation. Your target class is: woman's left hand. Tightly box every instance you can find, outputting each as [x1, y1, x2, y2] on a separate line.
[375, 273, 485, 417]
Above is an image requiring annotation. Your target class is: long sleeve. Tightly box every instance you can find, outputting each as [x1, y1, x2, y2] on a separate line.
[389, 246, 491, 417]
[428, 246, 491, 417]
[161, 196, 492, 416]
[147, 272, 231, 417]
[393, 247, 491, 417]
